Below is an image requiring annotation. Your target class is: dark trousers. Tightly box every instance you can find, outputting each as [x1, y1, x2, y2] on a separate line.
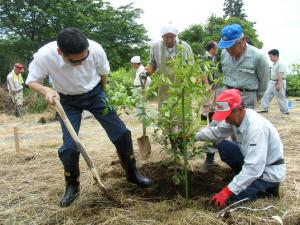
[58, 84, 129, 171]
[218, 140, 280, 202]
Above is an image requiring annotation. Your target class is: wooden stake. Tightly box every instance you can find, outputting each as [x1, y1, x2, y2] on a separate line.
[13, 127, 20, 155]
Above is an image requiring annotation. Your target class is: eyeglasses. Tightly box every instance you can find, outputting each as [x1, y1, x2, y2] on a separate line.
[66, 50, 89, 64]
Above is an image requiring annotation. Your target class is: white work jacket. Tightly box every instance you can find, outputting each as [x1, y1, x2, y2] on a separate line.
[195, 109, 286, 195]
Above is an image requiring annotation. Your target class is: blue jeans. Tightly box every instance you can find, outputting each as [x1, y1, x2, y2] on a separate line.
[58, 83, 129, 171]
[218, 140, 280, 202]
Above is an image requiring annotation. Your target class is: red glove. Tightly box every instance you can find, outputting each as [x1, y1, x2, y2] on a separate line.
[211, 186, 233, 208]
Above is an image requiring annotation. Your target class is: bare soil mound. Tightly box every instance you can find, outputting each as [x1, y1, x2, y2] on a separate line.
[121, 162, 234, 202]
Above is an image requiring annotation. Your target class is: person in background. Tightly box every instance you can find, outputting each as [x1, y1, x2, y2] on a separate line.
[200, 41, 223, 171]
[26, 27, 151, 208]
[260, 49, 289, 114]
[201, 41, 219, 122]
[7, 63, 25, 117]
[141, 23, 193, 109]
[131, 55, 151, 89]
[218, 24, 269, 109]
[131, 56, 151, 114]
[195, 89, 285, 208]
[140, 23, 194, 152]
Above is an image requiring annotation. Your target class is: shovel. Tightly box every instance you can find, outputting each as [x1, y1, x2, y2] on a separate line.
[137, 77, 151, 159]
[54, 99, 109, 196]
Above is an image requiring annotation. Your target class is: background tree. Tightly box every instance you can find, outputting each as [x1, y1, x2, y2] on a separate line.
[286, 64, 300, 97]
[223, 0, 247, 19]
[179, 15, 262, 58]
[0, 0, 149, 83]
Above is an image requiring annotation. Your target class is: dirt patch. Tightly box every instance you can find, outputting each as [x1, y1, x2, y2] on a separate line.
[120, 162, 234, 202]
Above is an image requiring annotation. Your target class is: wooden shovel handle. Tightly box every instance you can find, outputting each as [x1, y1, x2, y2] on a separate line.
[54, 99, 94, 168]
[54, 99, 107, 193]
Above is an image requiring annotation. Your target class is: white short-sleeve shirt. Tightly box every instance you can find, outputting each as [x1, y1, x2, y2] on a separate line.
[133, 64, 151, 87]
[26, 40, 110, 95]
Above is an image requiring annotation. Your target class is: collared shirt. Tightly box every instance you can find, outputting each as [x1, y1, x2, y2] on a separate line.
[148, 39, 193, 72]
[26, 40, 110, 95]
[203, 51, 220, 87]
[195, 109, 286, 195]
[221, 44, 269, 100]
[204, 51, 216, 63]
[7, 70, 23, 92]
[271, 60, 286, 80]
[133, 64, 151, 87]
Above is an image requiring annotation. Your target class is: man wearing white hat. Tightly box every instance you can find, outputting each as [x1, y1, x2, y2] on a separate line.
[131, 56, 151, 88]
[141, 23, 193, 109]
[131, 56, 151, 115]
[139, 23, 193, 153]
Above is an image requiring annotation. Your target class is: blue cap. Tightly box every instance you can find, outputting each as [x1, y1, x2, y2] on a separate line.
[218, 24, 243, 49]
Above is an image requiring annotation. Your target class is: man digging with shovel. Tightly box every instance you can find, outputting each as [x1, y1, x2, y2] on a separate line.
[26, 27, 151, 207]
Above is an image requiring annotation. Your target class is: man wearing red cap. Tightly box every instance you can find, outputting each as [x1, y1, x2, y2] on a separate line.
[195, 89, 286, 208]
[7, 63, 25, 117]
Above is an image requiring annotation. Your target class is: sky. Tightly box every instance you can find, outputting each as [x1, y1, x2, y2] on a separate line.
[108, 0, 300, 68]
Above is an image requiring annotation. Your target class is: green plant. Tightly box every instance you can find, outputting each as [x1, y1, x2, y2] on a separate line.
[138, 46, 219, 205]
[23, 88, 48, 113]
[286, 64, 300, 97]
[104, 53, 219, 206]
[105, 68, 140, 114]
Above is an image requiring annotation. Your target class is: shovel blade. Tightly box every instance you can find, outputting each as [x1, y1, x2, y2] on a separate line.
[137, 135, 151, 159]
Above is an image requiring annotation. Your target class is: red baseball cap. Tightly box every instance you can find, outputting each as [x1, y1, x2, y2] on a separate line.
[212, 89, 241, 121]
[14, 63, 24, 72]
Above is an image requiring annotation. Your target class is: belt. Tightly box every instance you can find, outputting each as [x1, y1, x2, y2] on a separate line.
[271, 78, 285, 81]
[59, 82, 100, 97]
[270, 158, 285, 166]
[226, 86, 256, 92]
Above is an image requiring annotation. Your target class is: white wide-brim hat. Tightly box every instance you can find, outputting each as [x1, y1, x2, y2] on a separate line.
[130, 56, 141, 64]
[161, 23, 178, 36]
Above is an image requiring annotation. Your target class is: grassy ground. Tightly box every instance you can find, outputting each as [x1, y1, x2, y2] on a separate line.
[0, 99, 299, 225]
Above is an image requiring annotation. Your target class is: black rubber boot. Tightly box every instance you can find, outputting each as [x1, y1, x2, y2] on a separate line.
[60, 169, 80, 207]
[201, 114, 207, 121]
[266, 185, 280, 198]
[114, 131, 152, 188]
[117, 153, 152, 188]
[15, 106, 21, 118]
[201, 152, 215, 171]
[208, 112, 214, 123]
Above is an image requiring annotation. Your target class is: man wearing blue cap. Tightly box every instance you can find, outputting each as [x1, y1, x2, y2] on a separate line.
[203, 24, 270, 168]
[218, 24, 269, 109]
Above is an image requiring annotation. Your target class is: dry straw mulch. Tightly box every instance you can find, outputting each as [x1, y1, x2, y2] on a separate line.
[0, 100, 300, 225]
